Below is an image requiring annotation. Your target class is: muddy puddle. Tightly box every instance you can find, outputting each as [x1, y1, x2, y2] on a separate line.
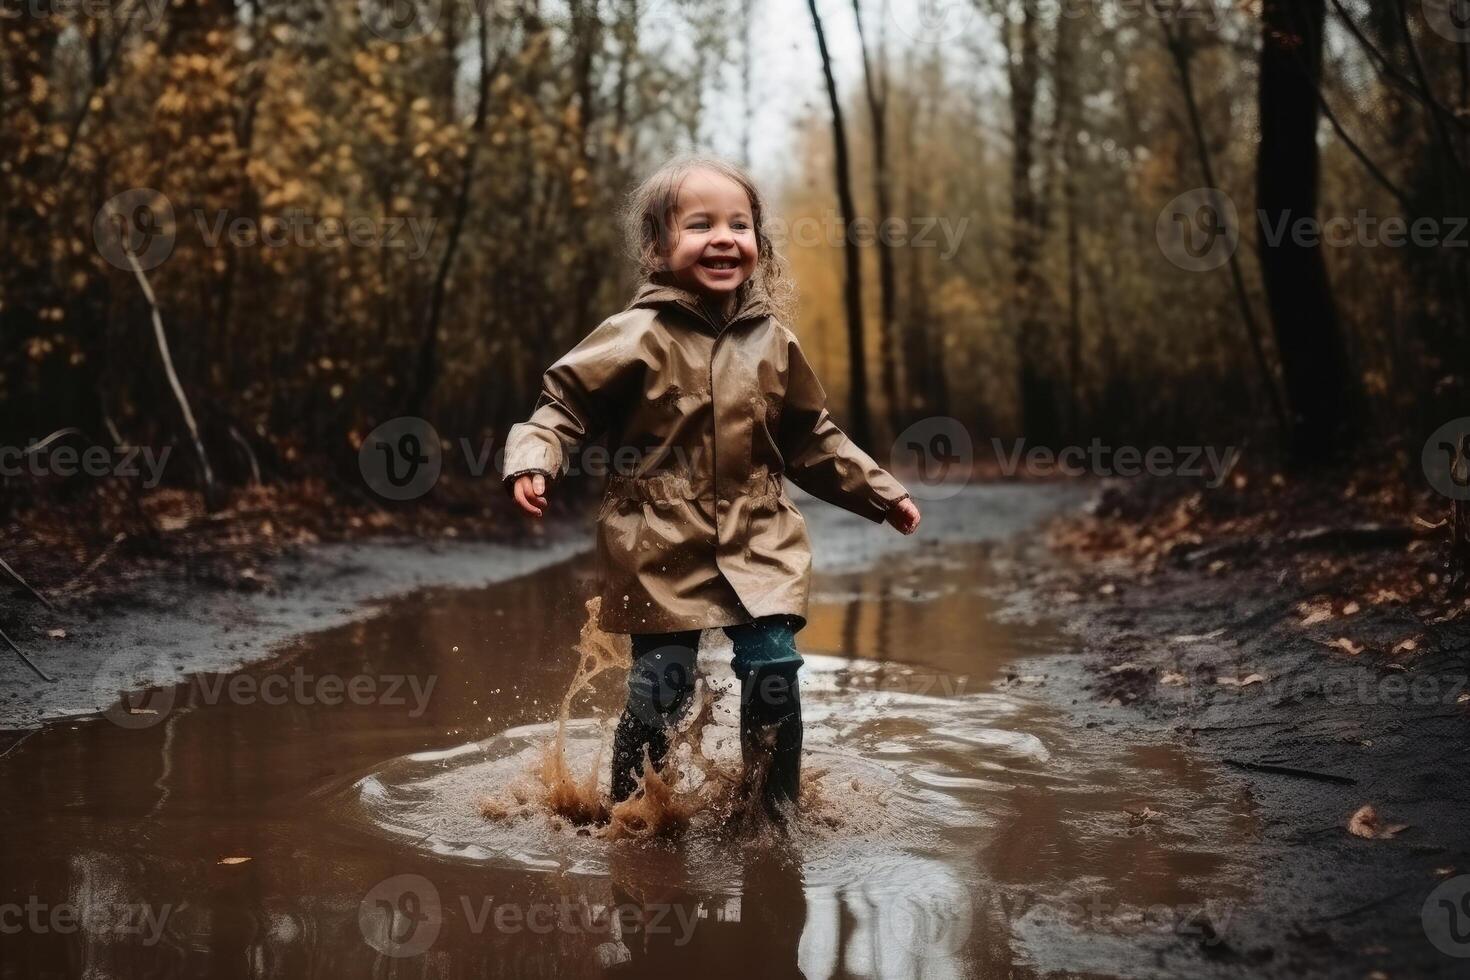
[0, 487, 1258, 978]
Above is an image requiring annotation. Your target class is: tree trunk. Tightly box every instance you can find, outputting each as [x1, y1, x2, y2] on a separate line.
[851, 0, 901, 432]
[405, 5, 500, 417]
[1256, 0, 1355, 464]
[1007, 0, 1056, 442]
[807, 0, 872, 448]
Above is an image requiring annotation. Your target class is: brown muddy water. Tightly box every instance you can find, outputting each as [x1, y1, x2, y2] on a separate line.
[0, 488, 1258, 979]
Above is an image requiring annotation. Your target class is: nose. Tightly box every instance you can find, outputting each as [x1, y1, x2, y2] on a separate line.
[710, 222, 736, 247]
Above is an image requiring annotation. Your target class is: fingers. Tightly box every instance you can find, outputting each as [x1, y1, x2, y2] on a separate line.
[513, 477, 546, 517]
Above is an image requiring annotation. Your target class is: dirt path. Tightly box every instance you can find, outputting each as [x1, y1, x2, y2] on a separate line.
[1000, 517, 1470, 977]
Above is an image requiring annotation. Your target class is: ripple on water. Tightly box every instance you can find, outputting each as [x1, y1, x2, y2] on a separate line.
[343, 647, 1064, 892]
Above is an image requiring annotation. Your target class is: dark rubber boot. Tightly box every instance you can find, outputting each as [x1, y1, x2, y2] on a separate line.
[609, 638, 696, 804]
[740, 662, 802, 818]
[610, 709, 670, 804]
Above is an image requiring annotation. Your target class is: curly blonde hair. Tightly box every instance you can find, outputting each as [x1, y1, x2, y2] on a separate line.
[621, 154, 798, 325]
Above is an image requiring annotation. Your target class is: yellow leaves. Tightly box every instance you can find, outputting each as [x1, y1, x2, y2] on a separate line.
[1326, 637, 1364, 656]
[29, 75, 48, 104]
[1297, 600, 1334, 626]
[413, 141, 432, 159]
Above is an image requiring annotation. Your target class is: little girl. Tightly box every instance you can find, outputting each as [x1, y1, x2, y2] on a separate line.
[501, 155, 921, 820]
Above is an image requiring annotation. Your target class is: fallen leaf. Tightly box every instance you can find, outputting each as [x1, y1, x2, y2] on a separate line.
[1217, 673, 1266, 687]
[1172, 628, 1226, 644]
[1392, 638, 1418, 655]
[1342, 601, 1360, 616]
[1098, 582, 1117, 596]
[1299, 605, 1334, 627]
[46, 628, 67, 639]
[1347, 804, 1409, 840]
[1160, 671, 1189, 686]
[1108, 662, 1147, 674]
[1328, 637, 1365, 656]
[217, 857, 252, 865]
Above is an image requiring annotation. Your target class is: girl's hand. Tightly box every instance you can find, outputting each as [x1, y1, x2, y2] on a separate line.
[887, 497, 921, 535]
[512, 473, 549, 518]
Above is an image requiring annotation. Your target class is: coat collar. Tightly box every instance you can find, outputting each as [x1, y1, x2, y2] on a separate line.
[626, 276, 774, 335]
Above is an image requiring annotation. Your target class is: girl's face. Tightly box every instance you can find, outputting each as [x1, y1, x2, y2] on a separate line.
[661, 169, 760, 303]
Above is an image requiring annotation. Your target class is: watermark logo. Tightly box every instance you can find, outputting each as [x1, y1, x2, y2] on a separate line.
[1423, 875, 1470, 958]
[1157, 187, 1238, 272]
[1423, 0, 1470, 43]
[95, 188, 176, 272]
[359, 874, 442, 958]
[93, 652, 178, 730]
[1423, 417, 1470, 501]
[892, 417, 974, 500]
[626, 645, 696, 728]
[891, 0, 977, 45]
[869, 860, 973, 954]
[360, 0, 440, 41]
[360, 417, 443, 501]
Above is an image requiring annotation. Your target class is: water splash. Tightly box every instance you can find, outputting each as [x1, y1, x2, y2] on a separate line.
[477, 597, 827, 840]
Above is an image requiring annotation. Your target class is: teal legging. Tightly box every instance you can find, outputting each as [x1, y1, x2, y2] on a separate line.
[610, 615, 805, 811]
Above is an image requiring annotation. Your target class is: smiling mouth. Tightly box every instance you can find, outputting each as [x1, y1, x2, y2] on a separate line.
[699, 256, 741, 271]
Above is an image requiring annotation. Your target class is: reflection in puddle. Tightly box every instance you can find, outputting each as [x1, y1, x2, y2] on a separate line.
[0, 489, 1257, 978]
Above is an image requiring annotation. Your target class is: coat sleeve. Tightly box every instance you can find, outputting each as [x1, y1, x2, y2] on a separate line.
[501, 317, 637, 490]
[776, 330, 910, 523]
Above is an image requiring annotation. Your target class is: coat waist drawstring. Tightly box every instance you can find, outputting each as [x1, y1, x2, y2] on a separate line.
[605, 467, 784, 506]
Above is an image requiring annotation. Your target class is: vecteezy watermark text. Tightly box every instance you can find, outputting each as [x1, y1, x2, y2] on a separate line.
[0, 897, 173, 946]
[358, 874, 700, 958]
[358, 416, 713, 501]
[1, 0, 170, 31]
[0, 441, 171, 488]
[991, 438, 1240, 487]
[94, 189, 439, 272]
[1158, 188, 1470, 271]
[94, 656, 437, 730]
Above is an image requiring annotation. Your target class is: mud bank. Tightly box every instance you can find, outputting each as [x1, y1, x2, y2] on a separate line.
[1005, 503, 1470, 978]
[1, 526, 588, 731]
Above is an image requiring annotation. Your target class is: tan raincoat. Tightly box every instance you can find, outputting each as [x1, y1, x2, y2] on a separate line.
[501, 280, 911, 634]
